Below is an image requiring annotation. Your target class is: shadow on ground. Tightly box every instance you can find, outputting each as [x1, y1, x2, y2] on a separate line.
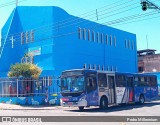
[66, 101, 160, 113]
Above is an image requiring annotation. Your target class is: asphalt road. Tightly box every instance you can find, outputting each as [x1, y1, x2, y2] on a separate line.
[0, 100, 160, 125]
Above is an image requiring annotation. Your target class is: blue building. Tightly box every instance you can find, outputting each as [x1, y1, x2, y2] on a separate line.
[0, 6, 138, 105]
[0, 6, 137, 77]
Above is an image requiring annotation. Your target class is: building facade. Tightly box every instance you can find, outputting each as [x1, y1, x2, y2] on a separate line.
[0, 6, 138, 105]
[138, 49, 160, 73]
[0, 6, 138, 78]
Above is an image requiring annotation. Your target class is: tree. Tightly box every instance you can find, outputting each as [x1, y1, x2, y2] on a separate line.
[8, 63, 42, 79]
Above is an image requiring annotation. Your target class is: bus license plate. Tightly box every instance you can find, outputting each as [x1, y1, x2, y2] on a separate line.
[68, 102, 73, 106]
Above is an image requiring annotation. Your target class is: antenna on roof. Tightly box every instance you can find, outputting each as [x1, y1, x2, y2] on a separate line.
[146, 35, 149, 50]
[16, 0, 18, 7]
[96, 9, 98, 21]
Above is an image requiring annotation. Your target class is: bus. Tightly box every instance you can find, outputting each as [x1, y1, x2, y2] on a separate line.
[60, 69, 158, 110]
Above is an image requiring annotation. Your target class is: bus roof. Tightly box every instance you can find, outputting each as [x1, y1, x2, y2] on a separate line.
[61, 69, 157, 77]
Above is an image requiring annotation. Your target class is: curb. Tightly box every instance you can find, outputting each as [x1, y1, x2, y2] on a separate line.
[0, 103, 60, 110]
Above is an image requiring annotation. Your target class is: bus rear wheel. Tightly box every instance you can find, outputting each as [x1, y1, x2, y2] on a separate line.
[100, 97, 108, 110]
[139, 95, 145, 104]
[78, 106, 84, 111]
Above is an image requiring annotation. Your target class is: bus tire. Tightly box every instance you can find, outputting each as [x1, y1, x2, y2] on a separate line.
[100, 97, 108, 110]
[78, 106, 84, 111]
[139, 94, 145, 104]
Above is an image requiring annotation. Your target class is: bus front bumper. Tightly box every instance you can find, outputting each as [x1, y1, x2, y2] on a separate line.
[61, 99, 87, 107]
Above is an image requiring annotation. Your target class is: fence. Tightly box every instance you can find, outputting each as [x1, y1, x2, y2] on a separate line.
[0, 77, 60, 105]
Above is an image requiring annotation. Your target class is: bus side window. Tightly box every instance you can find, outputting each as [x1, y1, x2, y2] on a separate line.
[116, 75, 126, 87]
[127, 77, 133, 87]
[86, 73, 97, 92]
[145, 77, 149, 86]
[88, 78, 93, 87]
[98, 73, 107, 87]
[154, 77, 157, 86]
[149, 77, 153, 87]
[108, 76, 114, 88]
[141, 77, 146, 86]
[134, 76, 138, 87]
[138, 77, 142, 86]
[150, 76, 157, 87]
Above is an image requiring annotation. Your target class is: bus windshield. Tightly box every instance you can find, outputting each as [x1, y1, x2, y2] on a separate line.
[61, 76, 85, 93]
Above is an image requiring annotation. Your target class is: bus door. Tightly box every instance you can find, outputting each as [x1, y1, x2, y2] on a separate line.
[107, 75, 116, 104]
[127, 76, 134, 102]
[86, 72, 99, 106]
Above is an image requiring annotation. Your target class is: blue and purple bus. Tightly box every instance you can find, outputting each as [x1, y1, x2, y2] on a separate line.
[60, 69, 158, 110]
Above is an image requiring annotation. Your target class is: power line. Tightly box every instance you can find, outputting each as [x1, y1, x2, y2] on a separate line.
[2, 10, 160, 49]
[29, 1, 140, 35]
[112, 14, 160, 26]
[92, 11, 158, 29]
[1, 0, 159, 40]
[1, 0, 160, 49]
[2, 0, 137, 40]
[3, 0, 140, 41]
[3, 10, 160, 47]
[0, 0, 141, 56]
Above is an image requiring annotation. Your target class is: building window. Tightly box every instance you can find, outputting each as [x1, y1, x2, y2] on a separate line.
[93, 64, 96, 69]
[107, 66, 109, 71]
[88, 30, 90, 41]
[125, 40, 127, 48]
[97, 32, 99, 43]
[30, 30, 34, 42]
[114, 36, 116, 46]
[102, 65, 104, 71]
[78, 27, 81, 39]
[101, 33, 104, 43]
[83, 29, 86, 40]
[89, 64, 92, 69]
[88, 64, 90, 69]
[138, 67, 144, 73]
[128, 40, 130, 49]
[26, 31, 29, 43]
[106, 35, 108, 44]
[98, 65, 100, 70]
[110, 66, 113, 71]
[92, 31, 95, 42]
[132, 41, 134, 50]
[115, 66, 118, 71]
[21, 32, 25, 44]
[112, 66, 114, 71]
[83, 64, 86, 69]
[21, 56, 34, 64]
[110, 35, 112, 45]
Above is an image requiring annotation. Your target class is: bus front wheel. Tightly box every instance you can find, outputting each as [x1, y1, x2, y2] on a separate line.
[100, 97, 108, 109]
[139, 95, 145, 104]
[78, 106, 84, 111]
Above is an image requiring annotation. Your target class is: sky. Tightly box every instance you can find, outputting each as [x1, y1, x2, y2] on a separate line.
[0, 0, 160, 53]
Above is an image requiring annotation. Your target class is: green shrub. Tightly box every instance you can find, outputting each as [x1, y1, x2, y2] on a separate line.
[8, 63, 42, 79]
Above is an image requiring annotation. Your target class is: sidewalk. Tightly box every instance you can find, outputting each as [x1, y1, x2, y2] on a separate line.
[1, 97, 160, 110]
[0, 103, 60, 110]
